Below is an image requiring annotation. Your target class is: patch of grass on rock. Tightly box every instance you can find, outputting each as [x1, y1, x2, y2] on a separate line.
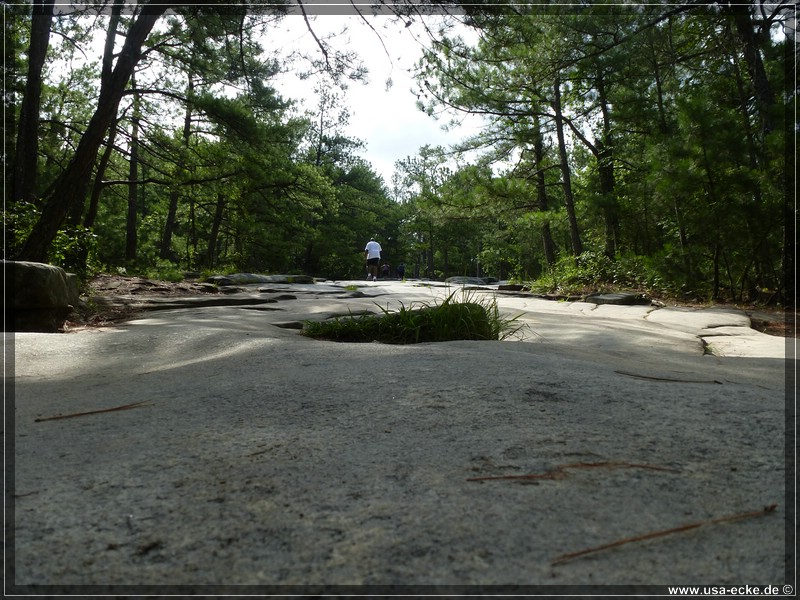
[303, 292, 518, 344]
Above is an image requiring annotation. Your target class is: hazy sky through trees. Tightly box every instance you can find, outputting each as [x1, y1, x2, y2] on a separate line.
[265, 14, 484, 187]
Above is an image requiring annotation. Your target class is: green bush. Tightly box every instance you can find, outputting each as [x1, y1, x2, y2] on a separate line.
[4, 201, 39, 257]
[50, 226, 100, 281]
[530, 251, 670, 297]
[6, 202, 101, 282]
[138, 260, 185, 282]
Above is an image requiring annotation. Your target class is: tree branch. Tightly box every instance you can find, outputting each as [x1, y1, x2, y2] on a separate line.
[297, 0, 330, 71]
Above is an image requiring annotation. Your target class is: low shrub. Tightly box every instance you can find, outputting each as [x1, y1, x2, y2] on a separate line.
[529, 251, 671, 298]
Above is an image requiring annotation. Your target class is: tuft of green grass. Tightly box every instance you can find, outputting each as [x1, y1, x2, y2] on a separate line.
[302, 290, 522, 344]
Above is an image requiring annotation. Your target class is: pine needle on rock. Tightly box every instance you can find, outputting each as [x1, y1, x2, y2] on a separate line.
[34, 400, 152, 422]
[467, 461, 679, 482]
[551, 504, 778, 565]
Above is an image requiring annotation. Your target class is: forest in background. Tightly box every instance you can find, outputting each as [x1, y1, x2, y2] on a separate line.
[5, 1, 795, 306]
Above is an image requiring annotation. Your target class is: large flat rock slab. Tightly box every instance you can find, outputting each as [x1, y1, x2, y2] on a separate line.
[645, 305, 752, 333]
[206, 273, 315, 285]
[9, 280, 789, 591]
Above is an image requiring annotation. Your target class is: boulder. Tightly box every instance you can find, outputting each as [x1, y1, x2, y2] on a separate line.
[4, 261, 80, 332]
[195, 283, 219, 294]
[498, 284, 529, 292]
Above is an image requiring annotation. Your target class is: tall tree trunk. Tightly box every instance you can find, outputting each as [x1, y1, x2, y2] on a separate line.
[160, 76, 194, 260]
[552, 76, 583, 256]
[126, 77, 140, 262]
[12, 0, 54, 206]
[648, 24, 670, 135]
[427, 223, 435, 278]
[160, 191, 180, 261]
[207, 193, 226, 269]
[532, 114, 556, 266]
[653, 63, 669, 135]
[725, 3, 776, 135]
[596, 71, 619, 259]
[701, 140, 723, 299]
[729, 21, 774, 296]
[60, 123, 118, 272]
[673, 198, 691, 275]
[712, 243, 721, 301]
[16, 3, 167, 262]
[187, 197, 197, 270]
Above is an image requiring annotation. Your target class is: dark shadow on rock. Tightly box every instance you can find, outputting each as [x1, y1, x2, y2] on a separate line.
[584, 292, 652, 306]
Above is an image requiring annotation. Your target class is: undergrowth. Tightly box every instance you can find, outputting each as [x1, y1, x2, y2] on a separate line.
[527, 251, 676, 300]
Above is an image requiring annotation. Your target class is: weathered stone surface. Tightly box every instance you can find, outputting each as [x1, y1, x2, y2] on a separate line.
[206, 273, 315, 285]
[4, 260, 80, 332]
[584, 291, 651, 305]
[12, 281, 786, 586]
[259, 293, 297, 301]
[272, 320, 305, 329]
[445, 276, 492, 286]
[205, 275, 235, 286]
[195, 283, 219, 294]
[88, 295, 281, 312]
[88, 274, 217, 297]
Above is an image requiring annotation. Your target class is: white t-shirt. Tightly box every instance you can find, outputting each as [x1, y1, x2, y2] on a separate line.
[364, 240, 382, 259]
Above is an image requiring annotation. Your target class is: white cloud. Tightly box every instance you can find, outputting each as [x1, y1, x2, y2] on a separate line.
[265, 15, 483, 186]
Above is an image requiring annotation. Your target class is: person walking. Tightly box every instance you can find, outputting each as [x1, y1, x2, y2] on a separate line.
[364, 237, 382, 281]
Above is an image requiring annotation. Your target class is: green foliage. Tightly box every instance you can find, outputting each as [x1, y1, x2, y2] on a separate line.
[135, 260, 186, 283]
[50, 226, 99, 280]
[303, 290, 518, 344]
[529, 251, 671, 297]
[11, 7, 790, 308]
[4, 201, 40, 258]
[478, 244, 521, 281]
[409, 7, 789, 304]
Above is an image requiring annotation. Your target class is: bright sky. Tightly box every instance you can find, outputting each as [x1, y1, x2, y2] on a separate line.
[266, 14, 484, 187]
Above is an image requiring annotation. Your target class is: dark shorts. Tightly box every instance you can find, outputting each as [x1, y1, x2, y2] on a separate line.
[367, 258, 380, 266]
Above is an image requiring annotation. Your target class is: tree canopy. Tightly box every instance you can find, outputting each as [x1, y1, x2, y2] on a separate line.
[5, 1, 794, 305]
[407, 1, 792, 303]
